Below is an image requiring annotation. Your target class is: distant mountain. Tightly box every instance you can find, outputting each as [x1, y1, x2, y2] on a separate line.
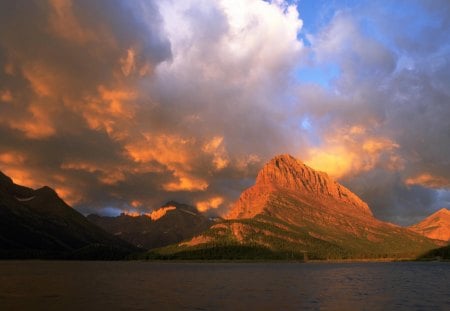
[88, 201, 213, 249]
[0, 171, 137, 259]
[150, 155, 439, 260]
[409, 208, 450, 241]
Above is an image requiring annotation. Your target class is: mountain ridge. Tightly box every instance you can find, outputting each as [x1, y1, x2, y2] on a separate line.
[150, 154, 440, 260]
[88, 201, 213, 249]
[409, 208, 450, 241]
[0, 171, 137, 259]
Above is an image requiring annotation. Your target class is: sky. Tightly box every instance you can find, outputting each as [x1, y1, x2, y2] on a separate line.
[0, 0, 449, 226]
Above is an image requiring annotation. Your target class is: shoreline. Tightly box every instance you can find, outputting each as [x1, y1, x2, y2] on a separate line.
[1, 257, 448, 263]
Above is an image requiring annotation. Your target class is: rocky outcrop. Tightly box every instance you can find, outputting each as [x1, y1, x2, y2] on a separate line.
[227, 154, 372, 219]
[409, 208, 450, 241]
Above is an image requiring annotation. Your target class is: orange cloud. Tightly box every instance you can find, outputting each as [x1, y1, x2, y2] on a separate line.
[304, 146, 355, 178]
[235, 154, 261, 170]
[61, 161, 126, 185]
[120, 48, 136, 77]
[196, 196, 224, 212]
[61, 161, 98, 173]
[304, 127, 402, 178]
[9, 104, 56, 139]
[163, 174, 208, 192]
[0, 89, 13, 102]
[81, 85, 136, 138]
[362, 138, 398, 154]
[126, 134, 192, 165]
[21, 62, 61, 98]
[125, 133, 209, 192]
[0, 151, 26, 165]
[98, 86, 136, 117]
[405, 173, 450, 189]
[97, 171, 126, 185]
[202, 136, 229, 170]
[349, 125, 366, 135]
[47, 0, 94, 44]
[130, 200, 142, 208]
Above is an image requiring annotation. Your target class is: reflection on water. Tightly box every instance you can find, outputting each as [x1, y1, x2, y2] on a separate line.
[0, 261, 449, 310]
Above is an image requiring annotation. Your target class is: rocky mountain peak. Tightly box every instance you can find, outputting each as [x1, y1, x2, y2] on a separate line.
[227, 154, 373, 219]
[435, 208, 450, 216]
[255, 154, 328, 190]
[257, 154, 371, 212]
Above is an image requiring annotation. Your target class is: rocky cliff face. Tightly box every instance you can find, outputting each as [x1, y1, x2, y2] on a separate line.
[409, 208, 450, 241]
[228, 154, 372, 219]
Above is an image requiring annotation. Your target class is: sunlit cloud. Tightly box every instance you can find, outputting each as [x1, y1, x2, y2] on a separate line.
[202, 136, 229, 170]
[120, 48, 136, 77]
[405, 174, 450, 189]
[303, 124, 403, 179]
[22, 62, 59, 98]
[0, 89, 12, 102]
[0, 0, 448, 225]
[163, 174, 209, 192]
[47, 0, 96, 44]
[11, 104, 56, 139]
[0, 151, 26, 165]
[196, 196, 224, 212]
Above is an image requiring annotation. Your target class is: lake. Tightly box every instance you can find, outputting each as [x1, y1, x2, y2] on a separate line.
[0, 261, 448, 310]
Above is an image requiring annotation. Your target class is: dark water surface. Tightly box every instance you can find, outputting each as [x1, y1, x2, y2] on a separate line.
[0, 261, 449, 310]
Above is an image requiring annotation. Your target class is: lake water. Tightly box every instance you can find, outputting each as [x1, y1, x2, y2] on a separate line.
[0, 261, 448, 310]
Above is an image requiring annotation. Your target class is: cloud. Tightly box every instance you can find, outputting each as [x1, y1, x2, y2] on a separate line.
[405, 174, 450, 189]
[295, 1, 450, 224]
[196, 196, 224, 212]
[0, 0, 305, 216]
[0, 0, 448, 225]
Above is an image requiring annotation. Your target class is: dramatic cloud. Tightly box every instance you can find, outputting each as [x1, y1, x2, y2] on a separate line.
[0, 0, 448, 225]
[0, 0, 304, 216]
[296, 0, 450, 224]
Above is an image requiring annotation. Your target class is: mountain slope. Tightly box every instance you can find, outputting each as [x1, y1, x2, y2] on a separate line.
[409, 208, 450, 241]
[0, 171, 137, 259]
[88, 201, 213, 249]
[150, 155, 439, 260]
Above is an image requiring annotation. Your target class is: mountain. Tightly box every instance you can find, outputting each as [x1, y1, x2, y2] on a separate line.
[149, 155, 439, 260]
[0, 171, 137, 259]
[88, 201, 213, 249]
[409, 208, 450, 241]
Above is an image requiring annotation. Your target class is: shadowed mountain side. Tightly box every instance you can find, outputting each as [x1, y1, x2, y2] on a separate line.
[418, 244, 450, 260]
[0, 171, 138, 259]
[148, 155, 440, 260]
[409, 208, 450, 242]
[88, 202, 213, 249]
